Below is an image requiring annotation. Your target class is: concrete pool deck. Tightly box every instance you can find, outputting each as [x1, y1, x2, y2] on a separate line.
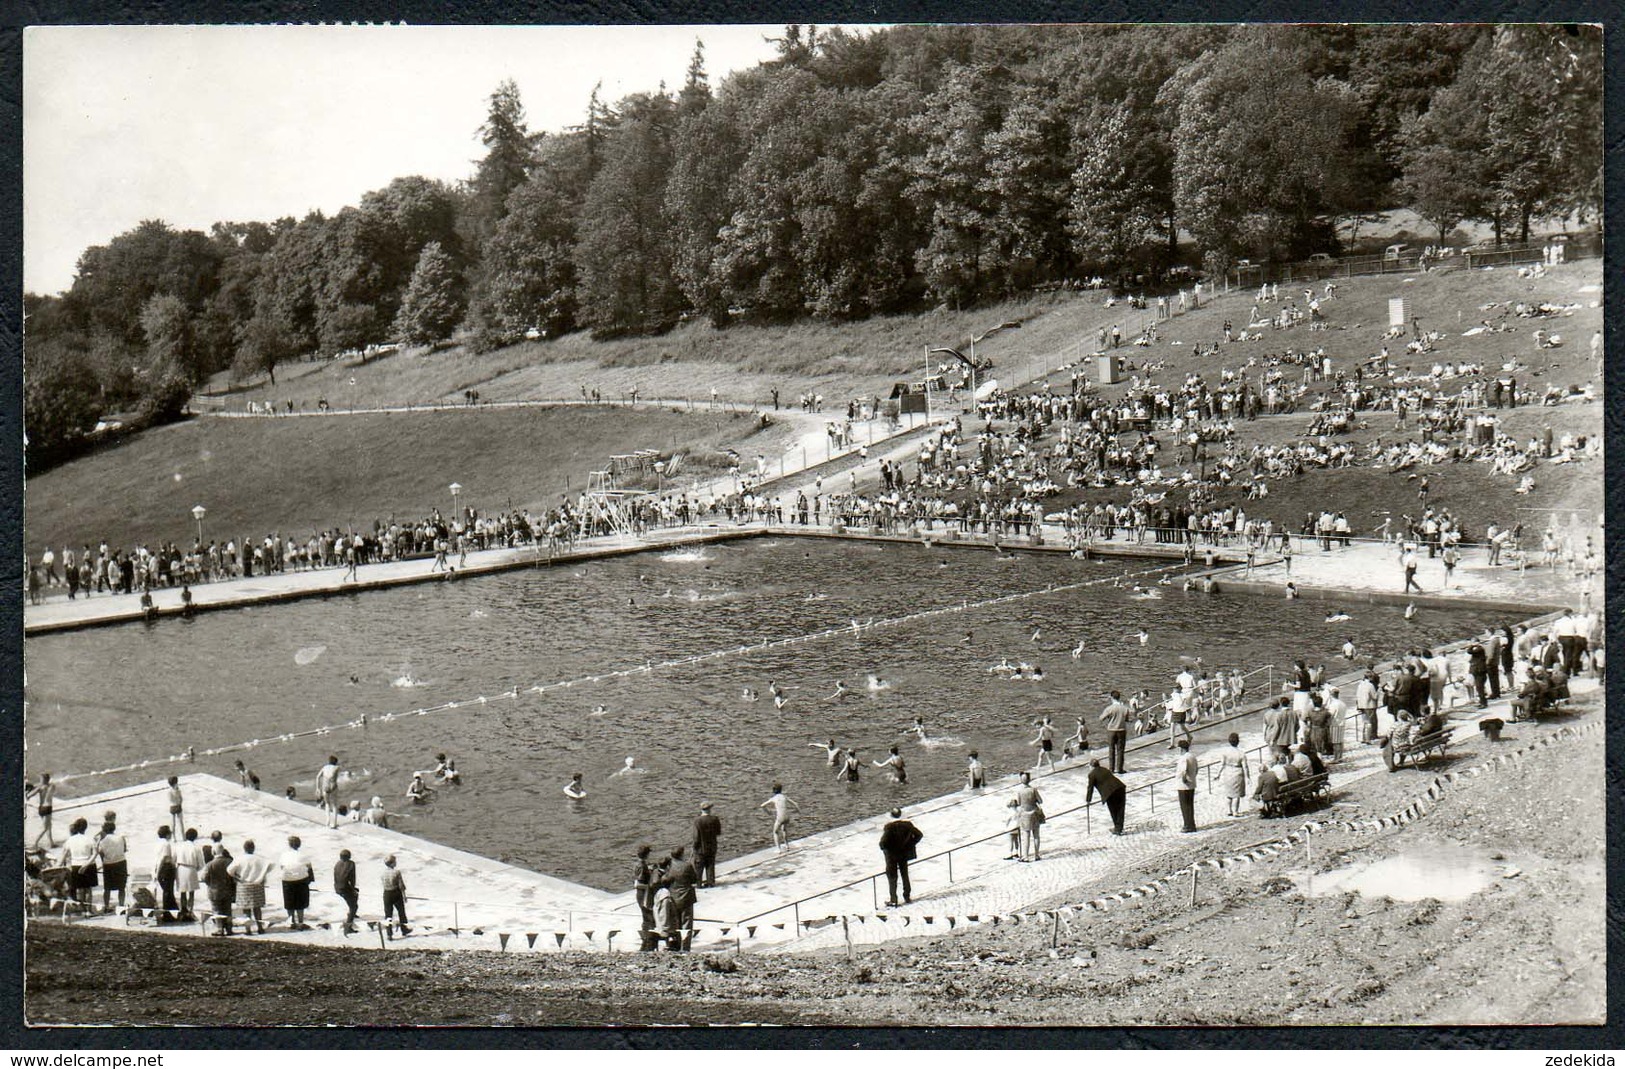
[30, 665, 1595, 956]
[24, 522, 1572, 637]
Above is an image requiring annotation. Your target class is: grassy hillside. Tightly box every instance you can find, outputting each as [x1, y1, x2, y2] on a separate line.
[1022, 258, 1603, 533]
[202, 291, 1110, 412]
[33, 256, 1603, 555]
[24, 405, 782, 554]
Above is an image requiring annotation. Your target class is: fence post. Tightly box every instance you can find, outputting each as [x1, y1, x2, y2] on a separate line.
[1150, 783, 1155, 812]
[793, 901, 801, 934]
[948, 851, 954, 884]
[871, 876, 878, 911]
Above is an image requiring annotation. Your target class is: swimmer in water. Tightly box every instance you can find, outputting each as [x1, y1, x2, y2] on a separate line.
[769, 682, 791, 710]
[988, 657, 1016, 674]
[563, 773, 587, 800]
[1403, 603, 1417, 620]
[1342, 639, 1357, 660]
[809, 739, 843, 766]
[963, 630, 974, 644]
[610, 756, 644, 777]
[910, 717, 928, 741]
[1285, 582, 1300, 600]
[872, 747, 907, 783]
[1031, 627, 1042, 643]
[825, 681, 849, 701]
[348, 675, 360, 685]
[1133, 630, 1150, 646]
[866, 675, 892, 692]
[1325, 610, 1352, 623]
[1071, 638, 1086, 660]
[591, 704, 609, 716]
[405, 774, 435, 805]
[742, 688, 760, 703]
[837, 750, 861, 783]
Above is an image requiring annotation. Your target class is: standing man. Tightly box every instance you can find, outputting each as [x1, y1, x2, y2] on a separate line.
[95, 818, 128, 915]
[1100, 690, 1130, 774]
[965, 751, 986, 791]
[759, 784, 800, 853]
[633, 845, 658, 951]
[1175, 739, 1199, 833]
[27, 773, 56, 851]
[1084, 760, 1127, 835]
[691, 802, 722, 888]
[316, 756, 341, 829]
[878, 807, 923, 907]
[1482, 628, 1504, 699]
[657, 846, 699, 952]
[381, 855, 409, 935]
[333, 848, 359, 935]
[1030, 716, 1057, 771]
[1402, 545, 1423, 593]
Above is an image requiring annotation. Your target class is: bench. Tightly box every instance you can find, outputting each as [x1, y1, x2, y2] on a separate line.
[1509, 690, 1572, 722]
[1261, 771, 1331, 818]
[1385, 727, 1454, 771]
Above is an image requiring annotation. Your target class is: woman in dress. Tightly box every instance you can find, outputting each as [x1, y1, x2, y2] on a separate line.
[173, 827, 204, 922]
[278, 835, 312, 930]
[1217, 733, 1250, 818]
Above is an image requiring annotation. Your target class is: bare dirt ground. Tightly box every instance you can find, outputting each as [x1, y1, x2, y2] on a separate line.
[25, 695, 1603, 1028]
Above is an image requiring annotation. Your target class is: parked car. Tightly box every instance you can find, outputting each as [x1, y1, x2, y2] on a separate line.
[1307, 253, 1335, 264]
[1384, 244, 1410, 261]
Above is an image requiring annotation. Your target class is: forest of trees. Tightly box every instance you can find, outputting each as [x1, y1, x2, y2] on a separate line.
[23, 23, 1603, 469]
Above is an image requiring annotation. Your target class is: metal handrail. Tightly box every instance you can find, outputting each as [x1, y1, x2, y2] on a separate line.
[729, 615, 1568, 935]
[729, 662, 1279, 928]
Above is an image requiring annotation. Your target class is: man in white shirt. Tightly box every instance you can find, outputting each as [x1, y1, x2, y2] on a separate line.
[1552, 610, 1583, 675]
[1174, 740, 1198, 833]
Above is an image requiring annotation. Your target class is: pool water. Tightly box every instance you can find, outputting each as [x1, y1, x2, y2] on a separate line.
[24, 538, 1490, 890]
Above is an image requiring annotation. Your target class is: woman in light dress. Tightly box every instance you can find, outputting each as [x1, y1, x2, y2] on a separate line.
[1217, 732, 1249, 818]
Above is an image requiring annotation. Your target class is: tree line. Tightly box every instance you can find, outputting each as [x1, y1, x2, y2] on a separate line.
[24, 23, 1601, 469]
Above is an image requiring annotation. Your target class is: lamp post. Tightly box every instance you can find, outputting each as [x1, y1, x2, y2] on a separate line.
[191, 504, 207, 546]
[449, 482, 462, 522]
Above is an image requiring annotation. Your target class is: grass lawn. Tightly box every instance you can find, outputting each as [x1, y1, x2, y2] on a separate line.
[24, 405, 782, 553]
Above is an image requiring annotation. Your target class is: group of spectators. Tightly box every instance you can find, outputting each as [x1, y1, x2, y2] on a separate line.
[26, 792, 413, 940]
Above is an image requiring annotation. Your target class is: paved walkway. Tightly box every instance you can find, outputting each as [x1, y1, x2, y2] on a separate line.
[1239, 539, 1586, 611]
[25, 521, 1570, 637]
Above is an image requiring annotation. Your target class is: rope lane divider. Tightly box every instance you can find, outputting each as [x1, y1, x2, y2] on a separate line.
[51, 559, 1192, 785]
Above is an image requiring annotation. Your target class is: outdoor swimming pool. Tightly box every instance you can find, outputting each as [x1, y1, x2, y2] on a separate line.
[24, 537, 1494, 890]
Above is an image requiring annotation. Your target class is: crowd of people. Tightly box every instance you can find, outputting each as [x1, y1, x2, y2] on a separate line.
[23, 752, 479, 936]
